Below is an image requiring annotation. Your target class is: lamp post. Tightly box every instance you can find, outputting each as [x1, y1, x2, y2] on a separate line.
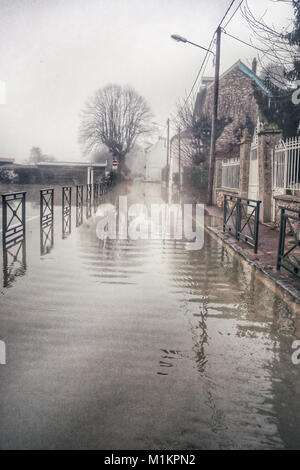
[171, 29, 221, 205]
[171, 35, 215, 56]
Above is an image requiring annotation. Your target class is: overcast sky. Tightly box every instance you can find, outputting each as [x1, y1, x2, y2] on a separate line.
[0, 0, 294, 162]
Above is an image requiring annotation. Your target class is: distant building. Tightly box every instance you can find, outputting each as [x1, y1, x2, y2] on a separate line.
[0, 160, 107, 185]
[0, 157, 15, 166]
[144, 137, 167, 182]
[36, 161, 107, 184]
[126, 146, 146, 177]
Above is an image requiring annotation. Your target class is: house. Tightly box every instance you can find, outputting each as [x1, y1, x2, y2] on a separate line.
[0, 157, 15, 166]
[144, 137, 167, 182]
[192, 58, 291, 223]
[195, 58, 270, 160]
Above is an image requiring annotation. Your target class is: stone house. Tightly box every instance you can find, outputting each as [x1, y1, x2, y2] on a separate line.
[193, 58, 296, 223]
[195, 58, 269, 160]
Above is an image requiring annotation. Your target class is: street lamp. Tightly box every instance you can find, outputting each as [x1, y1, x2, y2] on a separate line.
[171, 28, 221, 206]
[171, 34, 215, 56]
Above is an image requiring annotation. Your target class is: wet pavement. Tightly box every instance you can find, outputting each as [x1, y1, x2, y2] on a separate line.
[205, 204, 300, 297]
[0, 182, 300, 449]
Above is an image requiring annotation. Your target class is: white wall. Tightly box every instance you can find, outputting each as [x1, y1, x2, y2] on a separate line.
[145, 137, 166, 182]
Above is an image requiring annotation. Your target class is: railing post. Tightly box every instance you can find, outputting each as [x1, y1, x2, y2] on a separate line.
[277, 207, 286, 271]
[223, 195, 227, 233]
[76, 185, 83, 227]
[2, 195, 7, 267]
[254, 201, 261, 254]
[2, 192, 27, 286]
[62, 187, 72, 239]
[236, 198, 241, 240]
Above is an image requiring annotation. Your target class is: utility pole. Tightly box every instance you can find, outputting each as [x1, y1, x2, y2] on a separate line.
[166, 118, 170, 186]
[178, 127, 181, 190]
[166, 118, 170, 166]
[208, 26, 221, 206]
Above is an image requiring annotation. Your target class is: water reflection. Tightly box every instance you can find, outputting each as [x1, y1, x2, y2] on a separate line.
[40, 189, 54, 255]
[3, 238, 26, 288]
[0, 182, 299, 449]
[62, 187, 72, 239]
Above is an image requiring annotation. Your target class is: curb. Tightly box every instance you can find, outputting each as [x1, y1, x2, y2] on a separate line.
[206, 225, 300, 307]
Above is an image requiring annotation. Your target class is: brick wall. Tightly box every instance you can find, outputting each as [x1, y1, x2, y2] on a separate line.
[274, 195, 300, 227]
[216, 187, 240, 208]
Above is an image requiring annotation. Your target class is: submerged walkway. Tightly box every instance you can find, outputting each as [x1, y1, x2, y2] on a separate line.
[0, 183, 300, 449]
[205, 205, 300, 306]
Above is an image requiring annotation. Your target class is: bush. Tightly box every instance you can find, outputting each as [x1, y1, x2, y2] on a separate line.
[0, 168, 19, 183]
[184, 166, 208, 192]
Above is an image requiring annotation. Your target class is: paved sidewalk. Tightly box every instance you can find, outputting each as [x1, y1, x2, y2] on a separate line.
[204, 205, 300, 305]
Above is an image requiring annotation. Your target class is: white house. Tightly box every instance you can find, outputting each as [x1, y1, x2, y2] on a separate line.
[144, 137, 167, 182]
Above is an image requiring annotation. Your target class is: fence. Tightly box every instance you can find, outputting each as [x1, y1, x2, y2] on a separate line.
[86, 183, 92, 219]
[2, 192, 26, 286]
[76, 185, 84, 227]
[1, 180, 114, 287]
[273, 137, 300, 193]
[40, 188, 54, 255]
[62, 186, 72, 239]
[277, 206, 300, 277]
[223, 194, 261, 253]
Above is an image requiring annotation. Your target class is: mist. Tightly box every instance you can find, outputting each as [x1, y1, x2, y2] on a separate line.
[0, 0, 294, 162]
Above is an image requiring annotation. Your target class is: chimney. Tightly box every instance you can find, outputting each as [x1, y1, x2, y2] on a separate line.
[252, 58, 257, 75]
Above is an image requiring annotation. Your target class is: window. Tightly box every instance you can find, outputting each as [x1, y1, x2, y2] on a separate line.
[222, 157, 240, 189]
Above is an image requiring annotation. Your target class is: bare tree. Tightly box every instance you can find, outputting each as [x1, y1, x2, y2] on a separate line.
[173, 98, 206, 166]
[241, 0, 299, 85]
[79, 84, 153, 169]
[173, 96, 231, 166]
[27, 147, 56, 165]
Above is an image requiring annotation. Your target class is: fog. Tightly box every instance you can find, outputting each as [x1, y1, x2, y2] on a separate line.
[0, 0, 294, 162]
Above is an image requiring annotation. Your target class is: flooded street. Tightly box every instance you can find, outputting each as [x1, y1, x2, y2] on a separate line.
[0, 182, 300, 450]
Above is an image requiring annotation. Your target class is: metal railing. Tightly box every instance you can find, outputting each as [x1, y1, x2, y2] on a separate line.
[76, 185, 83, 227]
[223, 194, 261, 253]
[1, 180, 114, 286]
[277, 206, 300, 278]
[62, 187, 72, 239]
[86, 183, 92, 219]
[93, 183, 99, 214]
[40, 188, 54, 254]
[2, 192, 26, 252]
[2, 192, 27, 287]
[273, 137, 300, 193]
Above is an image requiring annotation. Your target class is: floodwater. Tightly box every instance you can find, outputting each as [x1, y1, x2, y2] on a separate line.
[0, 182, 300, 450]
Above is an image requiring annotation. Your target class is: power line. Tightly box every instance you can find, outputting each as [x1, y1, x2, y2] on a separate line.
[170, 0, 238, 126]
[222, 29, 268, 54]
[219, 0, 237, 28]
[223, 0, 245, 29]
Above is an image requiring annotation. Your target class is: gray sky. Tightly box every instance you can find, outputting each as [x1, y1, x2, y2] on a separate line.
[0, 0, 294, 162]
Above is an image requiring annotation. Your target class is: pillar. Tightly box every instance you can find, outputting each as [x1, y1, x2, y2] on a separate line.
[257, 124, 282, 223]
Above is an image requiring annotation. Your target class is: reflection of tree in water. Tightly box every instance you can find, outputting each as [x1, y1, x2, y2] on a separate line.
[165, 232, 300, 446]
[189, 300, 209, 373]
[267, 296, 300, 450]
